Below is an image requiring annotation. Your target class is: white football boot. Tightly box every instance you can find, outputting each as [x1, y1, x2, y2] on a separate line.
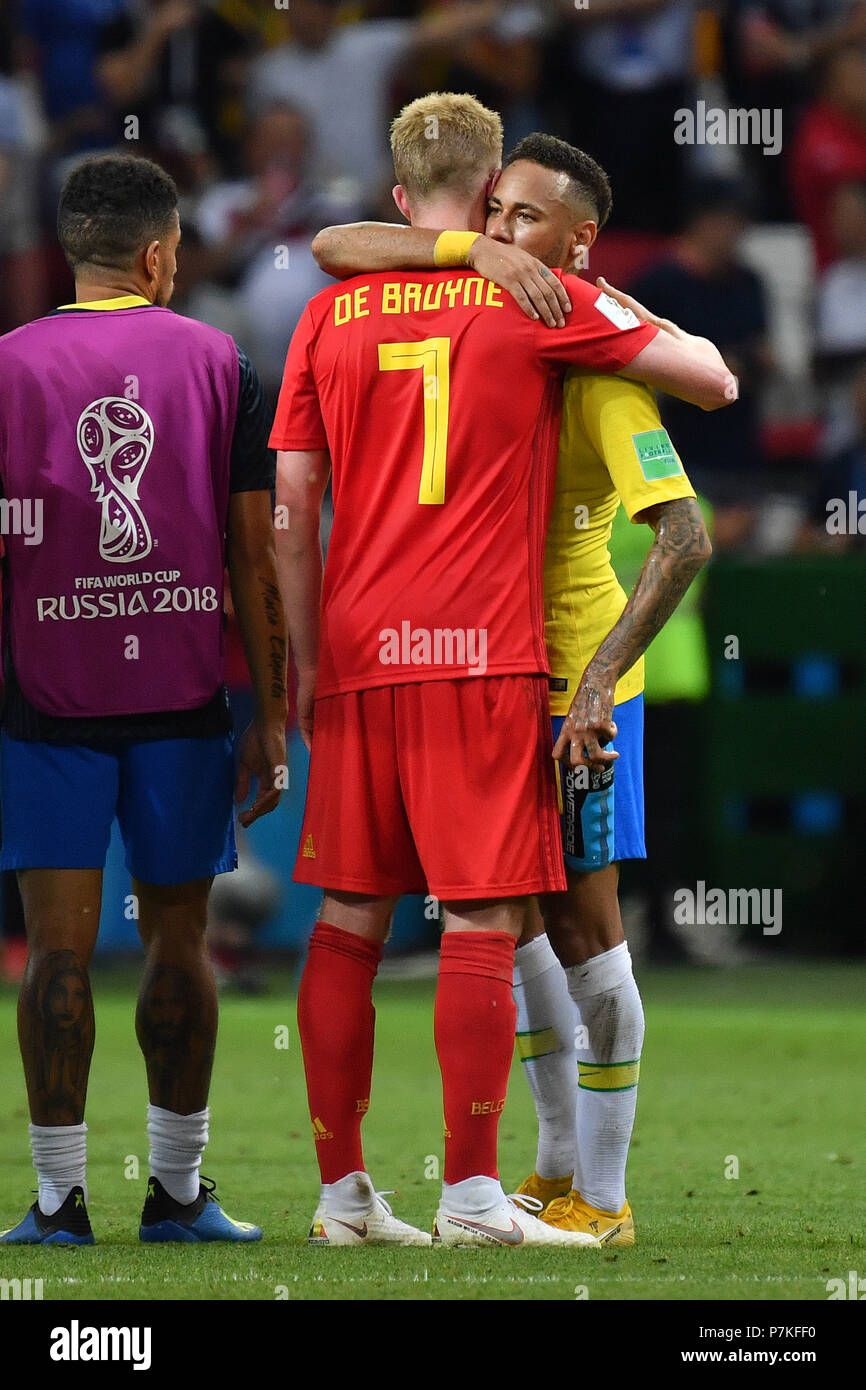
[308, 1171, 432, 1247]
[434, 1184, 602, 1248]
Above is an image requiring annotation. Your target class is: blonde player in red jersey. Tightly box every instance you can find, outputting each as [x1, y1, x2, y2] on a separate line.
[273, 94, 735, 1250]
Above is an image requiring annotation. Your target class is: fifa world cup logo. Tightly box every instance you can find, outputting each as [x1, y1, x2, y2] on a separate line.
[77, 397, 154, 563]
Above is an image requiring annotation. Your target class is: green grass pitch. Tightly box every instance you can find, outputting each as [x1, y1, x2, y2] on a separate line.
[0, 962, 863, 1301]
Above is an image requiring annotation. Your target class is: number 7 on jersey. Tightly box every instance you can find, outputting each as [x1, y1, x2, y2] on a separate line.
[378, 338, 451, 505]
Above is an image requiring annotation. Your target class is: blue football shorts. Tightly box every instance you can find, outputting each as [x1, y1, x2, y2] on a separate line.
[0, 731, 237, 885]
[552, 691, 646, 873]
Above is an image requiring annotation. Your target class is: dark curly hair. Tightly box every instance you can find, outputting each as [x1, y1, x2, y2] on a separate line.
[57, 154, 178, 272]
[505, 133, 613, 230]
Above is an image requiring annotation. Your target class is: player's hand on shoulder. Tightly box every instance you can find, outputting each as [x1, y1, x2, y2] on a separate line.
[596, 276, 676, 336]
[467, 236, 572, 327]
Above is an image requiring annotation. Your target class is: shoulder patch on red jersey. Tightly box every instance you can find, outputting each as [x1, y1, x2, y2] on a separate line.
[593, 292, 640, 330]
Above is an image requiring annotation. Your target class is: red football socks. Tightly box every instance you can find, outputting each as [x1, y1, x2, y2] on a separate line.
[297, 922, 382, 1184]
[434, 931, 517, 1184]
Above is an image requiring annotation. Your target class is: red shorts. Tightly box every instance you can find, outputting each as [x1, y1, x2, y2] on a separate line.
[294, 675, 565, 900]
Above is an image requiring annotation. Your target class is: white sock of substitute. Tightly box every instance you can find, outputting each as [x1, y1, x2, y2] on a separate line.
[147, 1105, 209, 1205]
[513, 935, 580, 1180]
[566, 942, 644, 1214]
[29, 1122, 87, 1216]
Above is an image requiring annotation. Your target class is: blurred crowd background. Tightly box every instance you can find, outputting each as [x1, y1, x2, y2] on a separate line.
[1, 0, 864, 977]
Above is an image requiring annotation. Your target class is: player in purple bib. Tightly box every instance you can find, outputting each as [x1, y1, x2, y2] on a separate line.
[0, 155, 287, 1245]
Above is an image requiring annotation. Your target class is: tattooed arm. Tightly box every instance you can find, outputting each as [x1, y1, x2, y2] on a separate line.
[226, 489, 288, 825]
[553, 497, 712, 769]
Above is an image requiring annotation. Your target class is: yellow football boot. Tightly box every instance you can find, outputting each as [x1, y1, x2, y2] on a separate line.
[512, 1172, 573, 1212]
[542, 1190, 635, 1247]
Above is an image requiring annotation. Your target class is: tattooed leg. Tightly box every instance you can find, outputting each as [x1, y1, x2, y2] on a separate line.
[134, 878, 217, 1115]
[16, 869, 102, 1126]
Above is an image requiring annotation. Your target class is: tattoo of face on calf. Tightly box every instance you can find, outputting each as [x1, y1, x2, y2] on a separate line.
[23, 950, 94, 1124]
[137, 963, 215, 1112]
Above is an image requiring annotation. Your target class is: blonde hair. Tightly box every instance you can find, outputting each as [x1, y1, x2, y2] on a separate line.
[390, 92, 503, 201]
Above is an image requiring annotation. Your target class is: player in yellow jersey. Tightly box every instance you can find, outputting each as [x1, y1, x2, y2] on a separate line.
[485, 138, 711, 1248]
[312, 133, 715, 1247]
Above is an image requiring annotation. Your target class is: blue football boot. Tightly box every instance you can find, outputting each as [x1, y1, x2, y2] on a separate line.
[0, 1185, 94, 1245]
[139, 1176, 262, 1243]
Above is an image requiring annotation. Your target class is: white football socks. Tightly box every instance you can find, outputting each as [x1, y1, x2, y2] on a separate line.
[147, 1104, 209, 1205]
[440, 1175, 505, 1214]
[320, 1171, 377, 1216]
[513, 934, 579, 1179]
[566, 942, 645, 1214]
[29, 1122, 88, 1216]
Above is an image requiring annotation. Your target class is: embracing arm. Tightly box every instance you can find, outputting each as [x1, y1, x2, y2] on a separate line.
[553, 497, 712, 768]
[275, 448, 331, 750]
[312, 223, 440, 280]
[312, 223, 572, 327]
[619, 330, 737, 412]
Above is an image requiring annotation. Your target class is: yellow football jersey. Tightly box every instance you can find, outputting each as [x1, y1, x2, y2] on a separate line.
[544, 370, 696, 715]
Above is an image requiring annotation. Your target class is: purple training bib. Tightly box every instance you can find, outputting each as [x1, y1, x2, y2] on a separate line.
[0, 304, 238, 717]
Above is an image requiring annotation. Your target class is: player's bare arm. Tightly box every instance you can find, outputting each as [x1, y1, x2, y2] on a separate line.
[553, 497, 711, 769]
[311, 223, 572, 327]
[275, 448, 331, 752]
[618, 330, 737, 412]
[226, 489, 288, 825]
[310, 224, 735, 399]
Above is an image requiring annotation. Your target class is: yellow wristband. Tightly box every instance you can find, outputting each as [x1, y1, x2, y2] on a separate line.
[433, 231, 480, 268]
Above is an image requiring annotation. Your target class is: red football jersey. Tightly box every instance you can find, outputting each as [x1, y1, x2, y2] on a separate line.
[270, 269, 656, 698]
